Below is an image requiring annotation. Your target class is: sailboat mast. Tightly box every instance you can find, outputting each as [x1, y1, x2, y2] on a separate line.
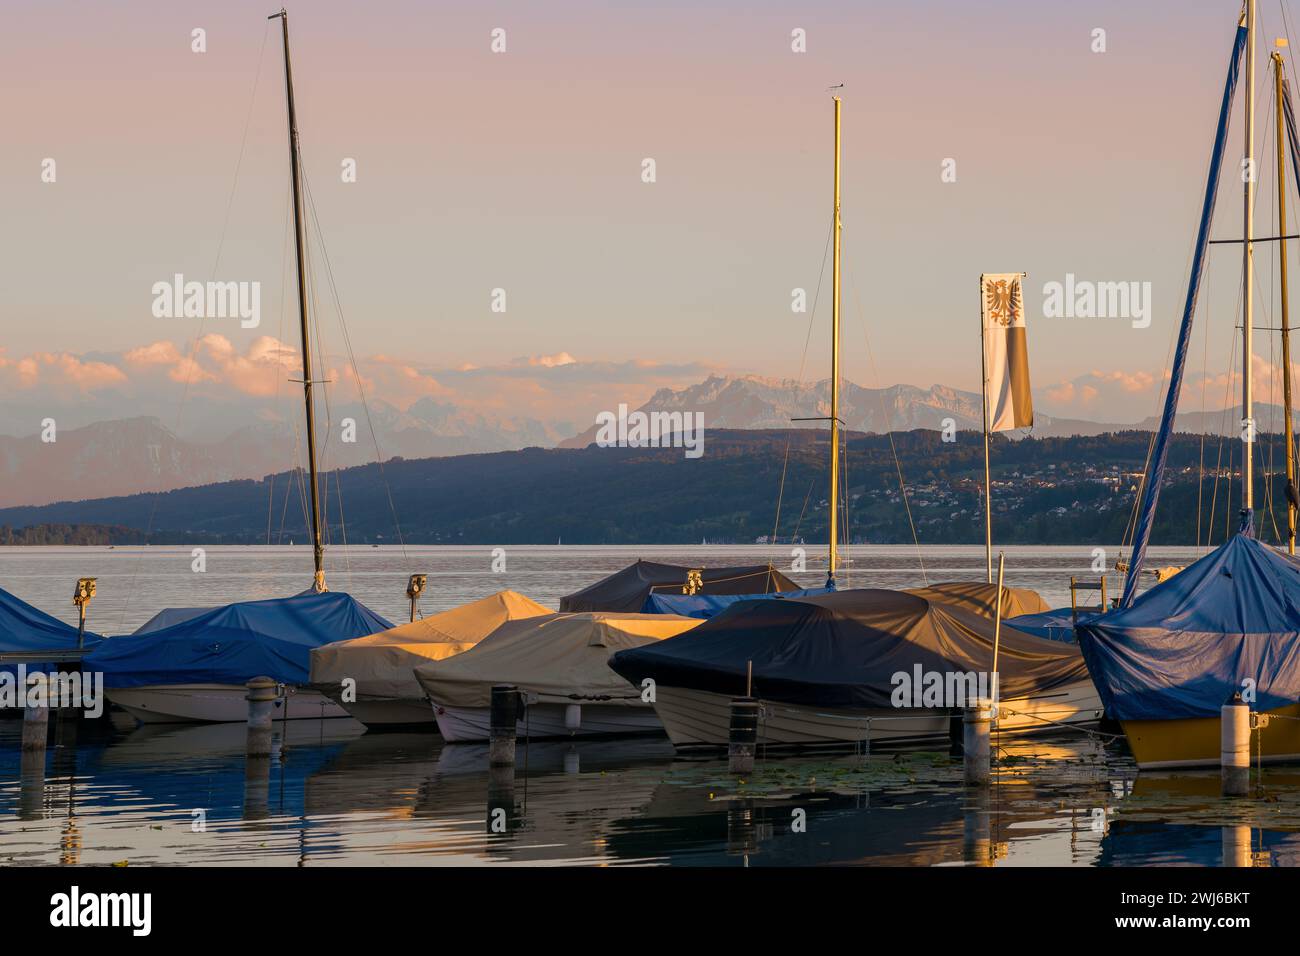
[1276, 48, 1297, 553]
[828, 95, 842, 587]
[1244, 0, 1257, 526]
[273, 8, 327, 591]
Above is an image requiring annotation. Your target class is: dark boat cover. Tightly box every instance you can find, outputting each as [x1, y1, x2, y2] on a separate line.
[642, 588, 833, 618]
[87, 591, 392, 688]
[905, 582, 1051, 621]
[560, 560, 800, 613]
[608, 588, 1090, 709]
[1077, 533, 1300, 721]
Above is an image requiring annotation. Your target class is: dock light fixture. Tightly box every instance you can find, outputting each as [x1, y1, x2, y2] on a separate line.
[73, 577, 97, 649]
[406, 573, 428, 623]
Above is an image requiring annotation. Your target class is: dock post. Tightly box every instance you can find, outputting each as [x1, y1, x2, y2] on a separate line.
[948, 710, 964, 756]
[728, 697, 760, 775]
[489, 685, 520, 767]
[22, 672, 50, 754]
[1221, 693, 1250, 797]
[963, 699, 993, 786]
[245, 676, 278, 759]
[1222, 825, 1254, 867]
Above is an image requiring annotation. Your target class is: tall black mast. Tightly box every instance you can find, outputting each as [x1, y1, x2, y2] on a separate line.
[271, 8, 326, 591]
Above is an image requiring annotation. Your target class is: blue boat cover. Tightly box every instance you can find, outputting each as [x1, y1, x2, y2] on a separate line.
[642, 588, 834, 619]
[610, 588, 1089, 710]
[1007, 607, 1091, 643]
[134, 606, 212, 634]
[1077, 534, 1300, 720]
[86, 591, 392, 688]
[0, 585, 102, 655]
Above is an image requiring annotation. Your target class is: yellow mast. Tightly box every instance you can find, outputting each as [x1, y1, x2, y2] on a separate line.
[1275, 46, 1296, 553]
[828, 96, 842, 586]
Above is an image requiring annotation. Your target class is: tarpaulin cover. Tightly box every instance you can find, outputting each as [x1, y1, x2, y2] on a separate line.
[310, 590, 552, 699]
[642, 588, 833, 619]
[609, 588, 1089, 709]
[134, 607, 212, 634]
[559, 560, 800, 613]
[1077, 534, 1300, 720]
[1006, 607, 1090, 643]
[86, 591, 392, 688]
[904, 582, 1051, 621]
[0, 585, 102, 654]
[414, 611, 702, 708]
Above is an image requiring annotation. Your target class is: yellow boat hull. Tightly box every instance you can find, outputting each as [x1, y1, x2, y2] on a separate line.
[1123, 702, 1300, 769]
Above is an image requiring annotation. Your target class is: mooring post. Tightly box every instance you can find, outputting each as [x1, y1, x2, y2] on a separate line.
[963, 698, 993, 786]
[489, 685, 520, 767]
[948, 710, 964, 756]
[1221, 693, 1250, 797]
[22, 672, 50, 754]
[728, 697, 760, 775]
[245, 676, 278, 759]
[1222, 824, 1254, 867]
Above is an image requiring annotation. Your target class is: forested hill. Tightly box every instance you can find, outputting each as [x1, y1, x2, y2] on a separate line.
[0, 428, 1277, 546]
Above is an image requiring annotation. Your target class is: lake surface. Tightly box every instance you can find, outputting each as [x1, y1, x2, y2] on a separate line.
[3, 544, 1297, 867]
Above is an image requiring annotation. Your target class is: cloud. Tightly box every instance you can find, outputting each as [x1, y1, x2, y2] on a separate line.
[515, 352, 577, 368]
[0, 348, 128, 393]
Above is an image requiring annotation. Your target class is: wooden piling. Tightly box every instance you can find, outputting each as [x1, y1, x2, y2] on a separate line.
[245, 676, 278, 759]
[963, 699, 993, 786]
[21, 672, 49, 753]
[728, 697, 760, 775]
[489, 685, 520, 767]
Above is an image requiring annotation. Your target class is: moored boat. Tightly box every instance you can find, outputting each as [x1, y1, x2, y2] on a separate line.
[309, 590, 552, 728]
[415, 611, 702, 742]
[608, 588, 1102, 750]
[89, 591, 392, 723]
[559, 560, 800, 612]
[1078, 3, 1300, 768]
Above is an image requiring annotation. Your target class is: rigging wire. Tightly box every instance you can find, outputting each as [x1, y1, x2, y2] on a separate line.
[769, 217, 833, 560]
[300, 165, 410, 562]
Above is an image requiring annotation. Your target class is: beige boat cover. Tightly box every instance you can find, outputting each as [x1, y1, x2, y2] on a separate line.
[310, 590, 552, 699]
[905, 582, 1051, 621]
[414, 611, 702, 709]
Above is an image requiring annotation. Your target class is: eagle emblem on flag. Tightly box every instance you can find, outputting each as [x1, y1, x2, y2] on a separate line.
[984, 278, 1022, 327]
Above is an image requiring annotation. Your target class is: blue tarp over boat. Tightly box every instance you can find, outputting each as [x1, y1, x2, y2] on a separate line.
[0, 585, 102, 666]
[1076, 534, 1300, 721]
[642, 588, 833, 619]
[86, 591, 392, 688]
[1006, 607, 1090, 643]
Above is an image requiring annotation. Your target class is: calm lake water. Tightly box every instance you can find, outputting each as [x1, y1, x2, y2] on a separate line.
[3, 544, 1296, 867]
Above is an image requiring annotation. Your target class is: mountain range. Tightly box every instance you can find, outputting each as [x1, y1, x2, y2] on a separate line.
[0, 373, 1290, 509]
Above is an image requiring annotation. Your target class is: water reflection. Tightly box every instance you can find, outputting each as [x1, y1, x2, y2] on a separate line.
[5, 715, 1300, 866]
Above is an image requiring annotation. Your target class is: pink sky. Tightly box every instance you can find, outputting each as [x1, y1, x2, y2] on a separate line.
[0, 0, 1290, 429]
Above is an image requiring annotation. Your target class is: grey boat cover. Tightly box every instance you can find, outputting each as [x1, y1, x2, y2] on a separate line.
[560, 560, 800, 613]
[608, 588, 1090, 710]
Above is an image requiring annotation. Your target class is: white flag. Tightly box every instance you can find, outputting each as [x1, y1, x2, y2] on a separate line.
[980, 273, 1033, 432]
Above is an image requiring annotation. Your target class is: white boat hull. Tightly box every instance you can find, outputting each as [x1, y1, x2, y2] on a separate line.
[108, 684, 350, 724]
[651, 680, 1104, 749]
[432, 700, 662, 743]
